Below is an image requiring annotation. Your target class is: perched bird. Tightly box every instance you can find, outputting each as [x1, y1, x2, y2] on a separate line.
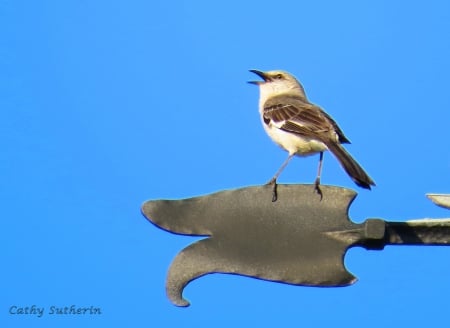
[249, 69, 375, 201]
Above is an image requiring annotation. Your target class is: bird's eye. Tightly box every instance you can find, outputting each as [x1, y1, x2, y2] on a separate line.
[275, 74, 283, 79]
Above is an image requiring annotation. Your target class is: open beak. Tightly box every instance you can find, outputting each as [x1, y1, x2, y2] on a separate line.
[248, 69, 269, 85]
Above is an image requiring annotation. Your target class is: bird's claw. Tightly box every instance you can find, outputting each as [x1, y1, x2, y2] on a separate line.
[266, 178, 278, 202]
[314, 178, 323, 200]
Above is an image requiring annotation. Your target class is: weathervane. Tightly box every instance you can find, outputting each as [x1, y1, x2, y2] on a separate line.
[142, 69, 449, 307]
[141, 185, 450, 307]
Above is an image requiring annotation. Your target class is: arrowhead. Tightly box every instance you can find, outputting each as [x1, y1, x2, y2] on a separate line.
[142, 184, 360, 306]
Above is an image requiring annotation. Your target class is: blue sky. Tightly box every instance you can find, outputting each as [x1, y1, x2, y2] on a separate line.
[1, 0, 449, 327]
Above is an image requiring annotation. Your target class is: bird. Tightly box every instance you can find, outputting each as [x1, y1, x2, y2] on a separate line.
[248, 69, 375, 201]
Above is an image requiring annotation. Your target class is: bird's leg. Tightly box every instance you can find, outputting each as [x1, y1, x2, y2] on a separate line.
[266, 153, 294, 202]
[314, 152, 324, 200]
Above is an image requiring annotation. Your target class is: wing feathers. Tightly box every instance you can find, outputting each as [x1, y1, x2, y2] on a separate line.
[263, 94, 350, 144]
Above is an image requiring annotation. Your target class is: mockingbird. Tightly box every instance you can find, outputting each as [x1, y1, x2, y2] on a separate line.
[249, 69, 375, 201]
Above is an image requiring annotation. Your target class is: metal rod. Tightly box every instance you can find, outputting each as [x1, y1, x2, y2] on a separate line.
[385, 219, 450, 245]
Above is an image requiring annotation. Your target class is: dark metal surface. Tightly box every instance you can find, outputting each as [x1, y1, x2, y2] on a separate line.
[141, 185, 450, 307]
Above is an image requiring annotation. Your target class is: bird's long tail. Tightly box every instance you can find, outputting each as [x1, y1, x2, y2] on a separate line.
[326, 142, 375, 189]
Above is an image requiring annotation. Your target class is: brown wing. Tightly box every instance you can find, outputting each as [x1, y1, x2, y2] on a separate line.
[263, 94, 351, 144]
[322, 111, 351, 144]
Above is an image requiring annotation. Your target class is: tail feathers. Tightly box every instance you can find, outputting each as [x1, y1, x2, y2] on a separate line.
[326, 142, 375, 189]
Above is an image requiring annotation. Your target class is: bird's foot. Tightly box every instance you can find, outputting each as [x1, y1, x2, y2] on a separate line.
[314, 178, 323, 201]
[266, 178, 278, 202]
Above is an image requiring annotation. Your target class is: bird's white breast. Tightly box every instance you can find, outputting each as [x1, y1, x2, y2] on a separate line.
[257, 84, 328, 156]
[262, 118, 328, 156]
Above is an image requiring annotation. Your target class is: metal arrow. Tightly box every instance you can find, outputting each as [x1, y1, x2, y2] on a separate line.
[141, 185, 450, 307]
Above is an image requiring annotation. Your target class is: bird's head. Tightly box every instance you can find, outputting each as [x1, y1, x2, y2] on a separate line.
[248, 69, 306, 98]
